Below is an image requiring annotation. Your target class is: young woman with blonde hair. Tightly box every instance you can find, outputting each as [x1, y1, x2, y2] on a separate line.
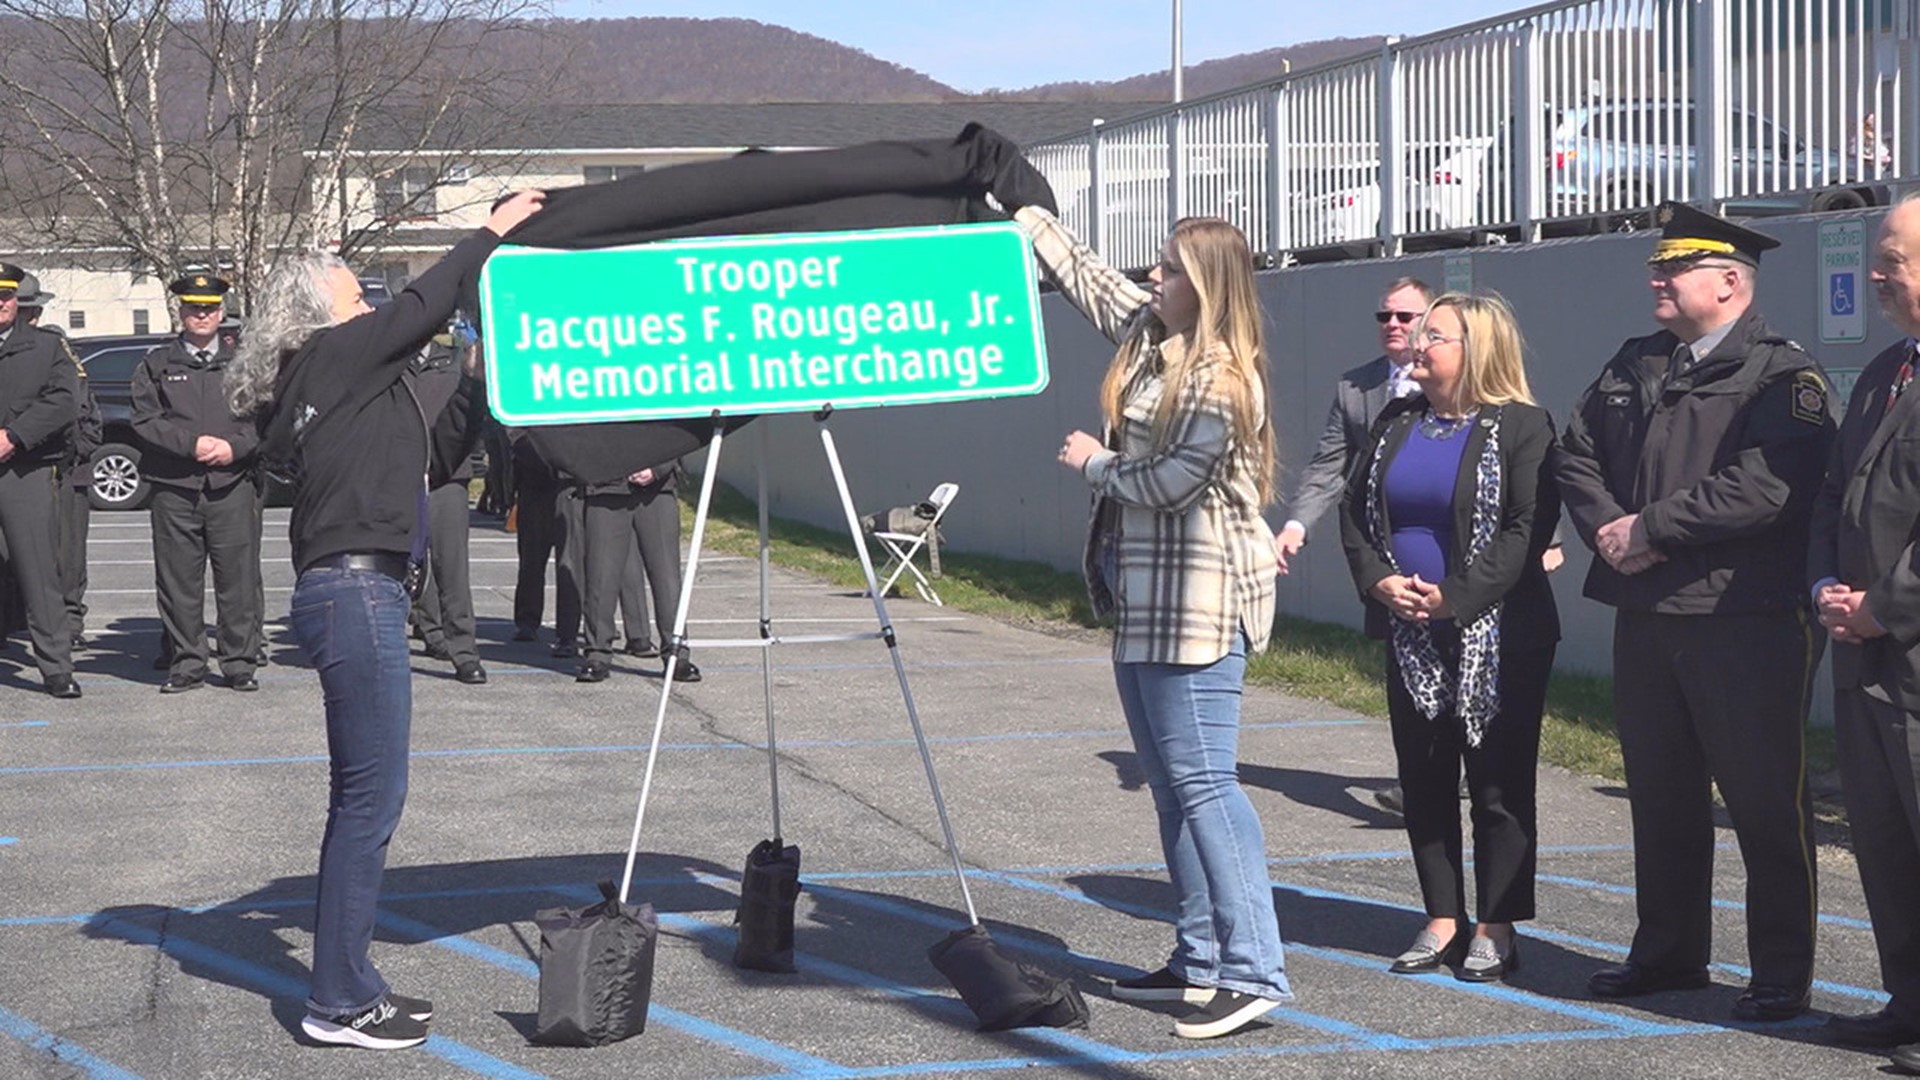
[1339, 292, 1561, 982]
[1006, 199, 1291, 1040]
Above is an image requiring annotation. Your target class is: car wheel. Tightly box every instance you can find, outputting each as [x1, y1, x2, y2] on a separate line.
[1812, 186, 1870, 213]
[89, 443, 149, 511]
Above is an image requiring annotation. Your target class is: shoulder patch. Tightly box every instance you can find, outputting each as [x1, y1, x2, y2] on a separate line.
[1790, 369, 1828, 424]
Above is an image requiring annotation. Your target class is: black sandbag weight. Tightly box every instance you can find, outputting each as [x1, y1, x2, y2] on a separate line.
[927, 924, 1089, 1031]
[531, 880, 660, 1046]
[734, 838, 801, 973]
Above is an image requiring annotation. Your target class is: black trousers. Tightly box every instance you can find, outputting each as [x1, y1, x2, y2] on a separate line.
[56, 475, 89, 634]
[0, 464, 71, 678]
[411, 482, 478, 665]
[1388, 636, 1555, 924]
[1613, 609, 1820, 989]
[581, 487, 682, 664]
[150, 479, 264, 679]
[511, 473, 582, 639]
[1835, 687, 1920, 1021]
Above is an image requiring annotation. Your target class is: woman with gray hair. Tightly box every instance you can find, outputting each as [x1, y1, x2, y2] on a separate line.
[228, 190, 543, 1050]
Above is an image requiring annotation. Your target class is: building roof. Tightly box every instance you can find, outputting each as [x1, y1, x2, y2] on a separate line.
[350, 102, 1162, 153]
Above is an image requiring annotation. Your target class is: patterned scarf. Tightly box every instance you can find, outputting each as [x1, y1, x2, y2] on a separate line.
[1364, 406, 1505, 747]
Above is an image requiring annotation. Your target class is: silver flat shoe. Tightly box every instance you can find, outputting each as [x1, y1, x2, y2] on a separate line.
[1458, 935, 1520, 982]
[1390, 928, 1467, 974]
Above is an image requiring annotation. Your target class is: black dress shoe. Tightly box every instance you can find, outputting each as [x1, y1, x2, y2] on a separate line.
[622, 639, 660, 659]
[1389, 925, 1470, 974]
[576, 660, 610, 683]
[551, 640, 578, 659]
[1734, 983, 1810, 1022]
[227, 673, 260, 692]
[422, 641, 453, 662]
[160, 674, 205, 694]
[455, 661, 488, 685]
[669, 659, 702, 683]
[1588, 963, 1712, 998]
[1891, 1041, 1920, 1075]
[511, 625, 539, 642]
[1829, 1007, 1920, 1048]
[1459, 935, 1521, 983]
[46, 675, 81, 699]
[70, 632, 88, 650]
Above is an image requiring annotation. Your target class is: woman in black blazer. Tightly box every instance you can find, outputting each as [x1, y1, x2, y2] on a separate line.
[1340, 292, 1560, 983]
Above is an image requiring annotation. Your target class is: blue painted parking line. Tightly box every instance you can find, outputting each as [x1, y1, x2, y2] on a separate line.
[1536, 871, 1878, 930]
[83, 913, 550, 1079]
[0, 720, 48, 729]
[0, 838, 16, 846]
[0, 718, 1362, 777]
[374, 906, 849, 1076]
[0, 1002, 142, 1080]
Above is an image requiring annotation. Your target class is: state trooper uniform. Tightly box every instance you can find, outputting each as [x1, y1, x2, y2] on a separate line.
[406, 329, 488, 684]
[15, 275, 103, 650]
[1558, 205, 1833, 1018]
[131, 274, 264, 692]
[0, 262, 80, 697]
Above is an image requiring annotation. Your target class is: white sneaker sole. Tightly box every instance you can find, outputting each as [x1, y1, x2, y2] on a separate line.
[300, 1015, 428, 1050]
[1112, 983, 1217, 1005]
[1173, 996, 1282, 1039]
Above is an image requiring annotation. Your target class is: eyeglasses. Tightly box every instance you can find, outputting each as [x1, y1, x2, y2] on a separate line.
[1417, 329, 1463, 348]
[1375, 310, 1420, 325]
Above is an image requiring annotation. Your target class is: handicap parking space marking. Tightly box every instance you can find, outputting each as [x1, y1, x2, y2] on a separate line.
[0, 1002, 142, 1080]
[78, 911, 551, 1079]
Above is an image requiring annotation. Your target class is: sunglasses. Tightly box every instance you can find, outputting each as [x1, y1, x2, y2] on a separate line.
[1375, 310, 1420, 325]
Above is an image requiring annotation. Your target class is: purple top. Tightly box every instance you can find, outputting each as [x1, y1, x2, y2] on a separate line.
[1383, 423, 1472, 584]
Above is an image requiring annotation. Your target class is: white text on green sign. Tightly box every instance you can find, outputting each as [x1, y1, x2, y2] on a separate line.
[480, 222, 1049, 424]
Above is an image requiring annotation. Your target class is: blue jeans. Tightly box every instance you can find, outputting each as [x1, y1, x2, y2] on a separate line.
[1113, 633, 1292, 1001]
[290, 566, 413, 1016]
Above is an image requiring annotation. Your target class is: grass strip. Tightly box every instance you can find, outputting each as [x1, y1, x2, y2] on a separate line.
[682, 485, 1835, 784]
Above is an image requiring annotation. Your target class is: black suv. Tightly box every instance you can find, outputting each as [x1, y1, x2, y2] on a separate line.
[72, 333, 171, 510]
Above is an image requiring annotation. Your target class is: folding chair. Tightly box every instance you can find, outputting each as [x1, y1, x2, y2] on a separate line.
[872, 482, 958, 605]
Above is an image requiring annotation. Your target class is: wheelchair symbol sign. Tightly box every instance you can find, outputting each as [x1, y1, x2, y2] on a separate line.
[1819, 219, 1867, 343]
[1831, 273, 1855, 316]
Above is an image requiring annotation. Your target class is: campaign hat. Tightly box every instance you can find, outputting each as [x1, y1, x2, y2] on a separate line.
[1647, 201, 1780, 267]
[169, 272, 232, 305]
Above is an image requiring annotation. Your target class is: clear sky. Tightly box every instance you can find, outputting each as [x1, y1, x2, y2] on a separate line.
[546, 0, 1528, 93]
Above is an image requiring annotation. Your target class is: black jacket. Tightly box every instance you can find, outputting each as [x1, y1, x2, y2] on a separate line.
[131, 337, 260, 491]
[409, 341, 487, 487]
[262, 230, 499, 573]
[1559, 308, 1835, 615]
[0, 322, 79, 470]
[1341, 397, 1562, 644]
[1808, 338, 1920, 707]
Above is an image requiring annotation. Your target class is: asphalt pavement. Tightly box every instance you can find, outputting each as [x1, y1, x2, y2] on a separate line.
[0, 506, 1904, 1079]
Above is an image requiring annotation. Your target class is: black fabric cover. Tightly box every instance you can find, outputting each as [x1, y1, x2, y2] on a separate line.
[927, 924, 1090, 1031]
[732, 838, 802, 973]
[531, 880, 659, 1046]
[483, 123, 1056, 486]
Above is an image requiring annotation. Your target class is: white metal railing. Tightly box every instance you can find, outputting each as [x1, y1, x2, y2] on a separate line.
[1026, 0, 1919, 268]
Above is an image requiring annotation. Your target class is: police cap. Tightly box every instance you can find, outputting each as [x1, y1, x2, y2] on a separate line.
[0, 262, 24, 292]
[15, 273, 53, 307]
[169, 273, 232, 306]
[1647, 201, 1780, 268]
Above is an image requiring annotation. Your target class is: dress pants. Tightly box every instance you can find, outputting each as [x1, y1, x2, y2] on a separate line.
[1387, 635, 1555, 923]
[411, 482, 478, 665]
[1612, 609, 1820, 990]
[290, 565, 412, 1016]
[0, 464, 73, 679]
[57, 473, 90, 636]
[581, 487, 681, 664]
[150, 479, 264, 680]
[1835, 687, 1920, 1022]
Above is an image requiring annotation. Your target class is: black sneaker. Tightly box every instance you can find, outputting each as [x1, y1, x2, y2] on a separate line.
[1173, 990, 1281, 1039]
[1112, 967, 1216, 1005]
[300, 998, 428, 1050]
[386, 991, 433, 1021]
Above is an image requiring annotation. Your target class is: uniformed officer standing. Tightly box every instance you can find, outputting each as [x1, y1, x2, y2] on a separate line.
[1558, 204, 1833, 1021]
[131, 274, 264, 693]
[16, 275, 103, 650]
[406, 329, 488, 685]
[0, 261, 80, 697]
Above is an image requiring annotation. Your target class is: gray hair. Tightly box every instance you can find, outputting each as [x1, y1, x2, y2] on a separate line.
[226, 250, 350, 417]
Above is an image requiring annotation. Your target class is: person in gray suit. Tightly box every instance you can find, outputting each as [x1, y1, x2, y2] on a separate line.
[1812, 194, 1920, 1064]
[1280, 277, 1560, 815]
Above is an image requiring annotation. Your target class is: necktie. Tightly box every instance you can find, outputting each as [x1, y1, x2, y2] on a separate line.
[1390, 366, 1419, 399]
[1672, 343, 1693, 374]
[1888, 344, 1917, 415]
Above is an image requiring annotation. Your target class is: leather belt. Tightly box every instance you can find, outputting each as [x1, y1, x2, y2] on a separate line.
[308, 552, 410, 581]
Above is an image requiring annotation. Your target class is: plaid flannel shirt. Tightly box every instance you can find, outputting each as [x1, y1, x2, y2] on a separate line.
[1018, 207, 1278, 665]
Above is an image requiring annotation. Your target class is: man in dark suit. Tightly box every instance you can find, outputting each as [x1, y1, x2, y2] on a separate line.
[132, 274, 264, 693]
[1811, 194, 1920, 1065]
[1560, 203, 1833, 1022]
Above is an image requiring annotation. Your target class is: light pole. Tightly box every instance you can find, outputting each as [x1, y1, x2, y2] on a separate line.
[1171, 0, 1184, 103]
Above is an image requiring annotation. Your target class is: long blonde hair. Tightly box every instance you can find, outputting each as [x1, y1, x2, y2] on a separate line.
[1099, 217, 1277, 504]
[1422, 292, 1536, 409]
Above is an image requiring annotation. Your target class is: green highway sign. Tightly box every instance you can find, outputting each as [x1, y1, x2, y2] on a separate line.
[479, 222, 1050, 425]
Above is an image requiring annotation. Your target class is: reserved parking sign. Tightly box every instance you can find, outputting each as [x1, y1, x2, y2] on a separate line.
[479, 222, 1050, 425]
[1818, 218, 1866, 345]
